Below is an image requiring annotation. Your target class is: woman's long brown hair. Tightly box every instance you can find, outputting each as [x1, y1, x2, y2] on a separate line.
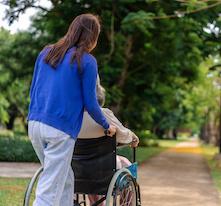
[44, 13, 100, 72]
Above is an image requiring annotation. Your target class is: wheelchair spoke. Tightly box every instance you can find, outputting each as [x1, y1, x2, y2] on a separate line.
[119, 185, 134, 206]
[109, 176, 136, 206]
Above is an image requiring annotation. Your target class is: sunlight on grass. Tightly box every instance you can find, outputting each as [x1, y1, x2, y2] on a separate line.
[158, 137, 189, 148]
[0, 177, 30, 206]
[201, 144, 221, 195]
[118, 138, 185, 163]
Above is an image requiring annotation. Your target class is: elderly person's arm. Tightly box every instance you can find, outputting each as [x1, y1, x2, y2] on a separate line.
[102, 108, 139, 147]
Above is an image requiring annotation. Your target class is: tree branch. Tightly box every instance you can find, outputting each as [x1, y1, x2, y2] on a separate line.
[117, 35, 133, 88]
[1, 0, 50, 24]
[103, 2, 115, 63]
[150, 1, 221, 20]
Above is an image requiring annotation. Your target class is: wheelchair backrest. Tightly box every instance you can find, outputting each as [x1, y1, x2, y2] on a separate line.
[72, 136, 116, 195]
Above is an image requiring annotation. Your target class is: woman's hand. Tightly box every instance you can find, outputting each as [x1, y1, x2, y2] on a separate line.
[105, 125, 116, 137]
[131, 136, 139, 148]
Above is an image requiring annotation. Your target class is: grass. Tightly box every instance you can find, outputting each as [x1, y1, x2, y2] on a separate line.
[0, 177, 30, 206]
[201, 143, 221, 195]
[158, 137, 188, 147]
[0, 137, 185, 206]
[117, 146, 165, 164]
[0, 147, 166, 206]
[118, 137, 186, 163]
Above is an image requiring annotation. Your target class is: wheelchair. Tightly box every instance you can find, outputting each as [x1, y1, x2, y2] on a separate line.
[23, 135, 141, 206]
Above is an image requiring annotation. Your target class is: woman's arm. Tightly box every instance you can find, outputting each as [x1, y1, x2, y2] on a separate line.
[81, 54, 110, 130]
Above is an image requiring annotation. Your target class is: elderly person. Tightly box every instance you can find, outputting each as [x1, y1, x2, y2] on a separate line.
[78, 77, 139, 148]
[77, 77, 139, 205]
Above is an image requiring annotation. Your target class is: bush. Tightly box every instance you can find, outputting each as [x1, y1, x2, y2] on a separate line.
[136, 130, 159, 147]
[136, 130, 158, 139]
[0, 128, 160, 162]
[0, 134, 38, 162]
[0, 129, 14, 138]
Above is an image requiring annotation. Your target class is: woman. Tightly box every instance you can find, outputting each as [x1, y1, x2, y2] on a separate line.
[78, 80, 139, 205]
[27, 14, 116, 206]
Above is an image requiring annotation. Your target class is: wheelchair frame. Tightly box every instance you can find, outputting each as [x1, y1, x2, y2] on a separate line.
[23, 138, 141, 206]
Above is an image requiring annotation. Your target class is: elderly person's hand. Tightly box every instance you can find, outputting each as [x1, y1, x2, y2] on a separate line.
[131, 135, 139, 148]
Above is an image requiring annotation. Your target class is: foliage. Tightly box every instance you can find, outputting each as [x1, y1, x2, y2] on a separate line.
[0, 28, 40, 128]
[180, 57, 220, 132]
[0, 133, 38, 162]
[0, 95, 9, 124]
[135, 130, 159, 146]
[0, 0, 221, 139]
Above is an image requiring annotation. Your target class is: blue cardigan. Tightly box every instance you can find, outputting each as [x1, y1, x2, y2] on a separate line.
[27, 48, 109, 139]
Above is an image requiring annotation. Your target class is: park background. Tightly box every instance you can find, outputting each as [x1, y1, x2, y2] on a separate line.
[0, 0, 221, 205]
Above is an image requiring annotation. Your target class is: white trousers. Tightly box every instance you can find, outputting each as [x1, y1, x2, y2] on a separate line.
[28, 121, 75, 206]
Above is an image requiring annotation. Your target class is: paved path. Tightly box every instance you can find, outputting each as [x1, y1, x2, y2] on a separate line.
[0, 162, 40, 178]
[138, 139, 221, 206]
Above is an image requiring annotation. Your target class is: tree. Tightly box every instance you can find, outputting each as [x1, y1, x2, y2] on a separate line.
[1, 0, 221, 136]
[0, 28, 40, 128]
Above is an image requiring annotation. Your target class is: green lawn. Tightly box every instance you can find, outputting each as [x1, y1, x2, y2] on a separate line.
[0, 138, 184, 206]
[158, 138, 188, 147]
[118, 138, 183, 163]
[201, 144, 221, 195]
[0, 178, 29, 206]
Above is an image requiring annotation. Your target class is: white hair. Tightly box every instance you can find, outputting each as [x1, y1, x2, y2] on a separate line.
[96, 75, 105, 107]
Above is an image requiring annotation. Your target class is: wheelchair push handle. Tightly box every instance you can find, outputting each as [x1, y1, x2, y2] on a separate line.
[105, 128, 137, 163]
[104, 129, 111, 136]
[104, 128, 117, 137]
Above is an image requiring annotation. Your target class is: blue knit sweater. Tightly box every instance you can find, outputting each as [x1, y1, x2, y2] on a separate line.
[27, 48, 109, 139]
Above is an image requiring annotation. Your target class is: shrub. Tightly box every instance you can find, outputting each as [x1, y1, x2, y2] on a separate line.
[0, 134, 38, 162]
[0, 129, 14, 138]
[136, 130, 159, 147]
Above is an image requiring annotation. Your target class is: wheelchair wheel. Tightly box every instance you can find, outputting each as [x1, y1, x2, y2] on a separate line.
[23, 167, 43, 206]
[106, 168, 139, 206]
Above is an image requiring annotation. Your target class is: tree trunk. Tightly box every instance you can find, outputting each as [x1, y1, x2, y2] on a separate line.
[111, 36, 133, 115]
[155, 127, 165, 139]
[172, 129, 177, 140]
[6, 113, 16, 130]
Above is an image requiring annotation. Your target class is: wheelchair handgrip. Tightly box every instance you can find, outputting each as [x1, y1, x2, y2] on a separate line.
[104, 129, 110, 136]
